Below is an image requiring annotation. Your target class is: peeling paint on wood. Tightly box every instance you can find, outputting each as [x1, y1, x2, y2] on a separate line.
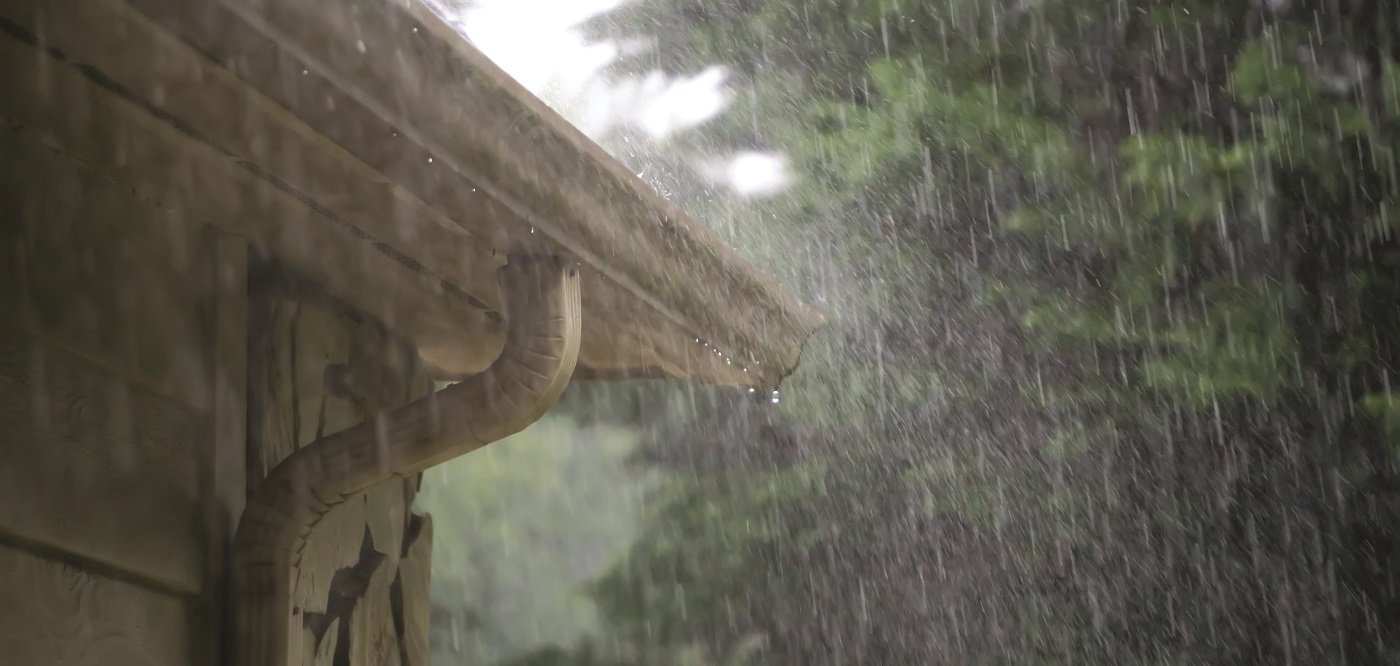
[249, 270, 439, 664]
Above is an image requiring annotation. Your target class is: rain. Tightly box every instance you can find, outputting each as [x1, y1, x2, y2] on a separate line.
[3, 0, 1400, 665]
[422, 1, 1400, 664]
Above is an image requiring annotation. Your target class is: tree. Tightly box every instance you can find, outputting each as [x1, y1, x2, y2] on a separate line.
[417, 415, 651, 664]
[543, 1, 1400, 664]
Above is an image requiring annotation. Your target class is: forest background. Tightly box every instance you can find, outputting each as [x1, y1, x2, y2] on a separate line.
[422, 1, 1400, 664]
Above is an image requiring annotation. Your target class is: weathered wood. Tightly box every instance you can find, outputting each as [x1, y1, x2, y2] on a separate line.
[248, 296, 357, 487]
[196, 229, 250, 663]
[0, 544, 189, 665]
[0, 25, 506, 379]
[350, 552, 403, 666]
[364, 479, 407, 574]
[210, 232, 251, 537]
[3, 0, 505, 312]
[247, 295, 294, 495]
[248, 265, 440, 665]
[248, 281, 433, 481]
[303, 618, 339, 666]
[246, 291, 361, 662]
[0, 180, 26, 320]
[396, 514, 433, 666]
[0, 0, 821, 389]
[0, 116, 213, 407]
[235, 258, 582, 666]
[0, 332, 205, 594]
[293, 492, 367, 617]
[171, 0, 823, 384]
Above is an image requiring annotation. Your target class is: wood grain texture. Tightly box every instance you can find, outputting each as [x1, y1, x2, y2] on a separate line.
[0, 114, 213, 408]
[248, 296, 353, 488]
[246, 295, 296, 496]
[364, 479, 406, 574]
[0, 544, 189, 665]
[293, 491, 366, 616]
[2, 0, 505, 314]
[397, 513, 433, 666]
[350, 552, 402, 666]
[0, 178, 26, 321]
[0, 332, 205, 594]
[304, 618, 339, 666]
[0, 0, 820, 389]
[195, 229, 250, 663]
[180, 0, 823, 384]
[210, 232, 251, 538]
[248, 271, 438, 664]
[0, 21, 506, 379]
[234, 258, 581, 666]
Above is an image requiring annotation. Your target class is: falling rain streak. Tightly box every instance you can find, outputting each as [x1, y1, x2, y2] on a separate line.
[416, 0, 1400, 663]
[31, 0, 1388, 663]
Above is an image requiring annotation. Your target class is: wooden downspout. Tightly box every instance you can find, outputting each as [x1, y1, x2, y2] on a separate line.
[231, 256, 582, 666]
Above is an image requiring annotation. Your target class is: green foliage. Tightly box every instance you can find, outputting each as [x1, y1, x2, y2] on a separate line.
[496, 0, 1400, 663]
[1362, 392, 1400, 460]
[419, 416, 652, 664]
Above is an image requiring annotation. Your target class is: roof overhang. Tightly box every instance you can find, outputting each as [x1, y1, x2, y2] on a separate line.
[0, 0, 821, 389]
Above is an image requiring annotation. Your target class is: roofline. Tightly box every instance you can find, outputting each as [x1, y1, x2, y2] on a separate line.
[135, 0, 822, 384]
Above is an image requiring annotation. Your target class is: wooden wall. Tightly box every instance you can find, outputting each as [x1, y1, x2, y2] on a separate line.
[248, 272, 435, 666]
[0, 114, 245, 663]
[0, 78, 432, 665]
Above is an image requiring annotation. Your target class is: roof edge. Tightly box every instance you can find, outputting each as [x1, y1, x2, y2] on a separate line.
[204, 0, 823, 383]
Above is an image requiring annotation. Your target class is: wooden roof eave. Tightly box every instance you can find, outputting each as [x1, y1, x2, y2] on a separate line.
[140, 0, 823, 388]
[2, 0, 823, 388]
[1, 0, 510, 377]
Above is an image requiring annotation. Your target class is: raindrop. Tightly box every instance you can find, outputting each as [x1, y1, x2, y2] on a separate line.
[356, 40, 366, 53]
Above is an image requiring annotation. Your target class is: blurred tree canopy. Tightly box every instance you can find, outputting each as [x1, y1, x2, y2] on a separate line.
[446, 0, 1400, 664]
[417, 417, 651, 663]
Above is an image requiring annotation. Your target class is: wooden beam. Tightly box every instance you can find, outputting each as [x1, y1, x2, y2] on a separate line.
[350, 552, 403, 666]
[180, 0, 823, 384]
[0, 118, 214, 408]
[396, 514, 433, 666]
[0, 333, 205, 595]
[195, 229, 250, 664]
[0, 544, 190, 665]
[234, 258, 581, 666]
[0, 3, 507, 378]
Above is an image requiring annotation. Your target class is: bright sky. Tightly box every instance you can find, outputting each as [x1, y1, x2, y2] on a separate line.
[427, 0, 789, 196]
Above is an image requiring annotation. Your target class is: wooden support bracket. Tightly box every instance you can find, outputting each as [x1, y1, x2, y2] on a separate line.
[230, 256, 581, 666]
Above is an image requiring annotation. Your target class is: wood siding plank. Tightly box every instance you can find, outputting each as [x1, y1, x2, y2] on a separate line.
[0, 332, 205, 594]
[248, 286, 434, 664]
[0, 544, 189, 665]
[0, 112, 213, 408]
[196, 229, 251, 663]
[0, 27, 505, 381]
[397, 514, 433, 666]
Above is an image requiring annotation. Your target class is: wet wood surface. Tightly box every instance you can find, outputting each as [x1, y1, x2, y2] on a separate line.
[249, 282, 436, 665]
[0, 544, 189, 665]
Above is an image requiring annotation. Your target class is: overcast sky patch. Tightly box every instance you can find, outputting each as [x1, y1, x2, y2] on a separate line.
[430, 0, 788, 196]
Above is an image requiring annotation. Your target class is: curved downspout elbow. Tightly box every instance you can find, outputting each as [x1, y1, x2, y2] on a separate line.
[231, 256, 582, 666]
